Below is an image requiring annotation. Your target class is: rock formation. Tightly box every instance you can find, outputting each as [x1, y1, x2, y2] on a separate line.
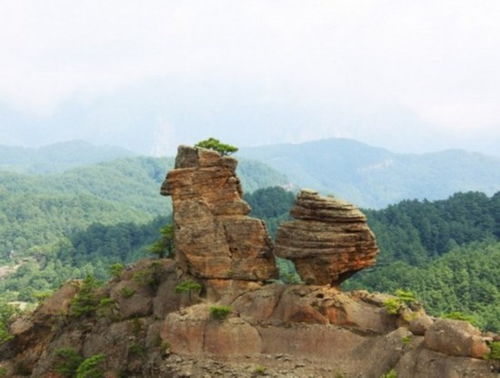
[275, 189, 379, 285]
[161, 146, 277, 295]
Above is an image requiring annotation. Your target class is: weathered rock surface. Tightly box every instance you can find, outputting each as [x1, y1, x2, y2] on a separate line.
[161, 146, 277, 287]
[275, 189, 379, 285]
[425, 319, 491, 358]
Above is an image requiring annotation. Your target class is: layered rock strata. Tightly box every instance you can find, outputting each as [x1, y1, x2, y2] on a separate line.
[161, 146, 277, 288]
[275, 189, 379, 285]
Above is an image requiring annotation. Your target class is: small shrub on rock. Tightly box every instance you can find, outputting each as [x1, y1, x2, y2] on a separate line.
[120, 287, 135, 298]
[54, 347, 83, 377]
[487, 341, 500, 360]
[210, 305, 232, 320]
[383, 289, 420, 315]
[75, 354, 106, 378]
[108, 263, 125, 279]
[441, 311, 479, 327]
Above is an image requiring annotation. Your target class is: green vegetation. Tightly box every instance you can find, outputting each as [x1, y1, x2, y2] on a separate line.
[383, 290, 419, 315]
[70, 276, 101, 317]
[132, 262, 163, 291]
[253, 365, 267, 375]
[210, 305, 232, 320]
[175, 280, 202, 294]
[149, 223, 174, 258]
[75, 354, 106, 378]
[244, 186, 295, 237]
[441, 311, 478, 327]
[54, 348, 84, 377]
[487, 341, 500, 360]
[108, 263, 124, 279]
[0, 301, 17, 345]
[401, 335, 412, 345]
[120, 287, 136, 298]
[380, 369, 397, 378]
[195, 138, 238, 156]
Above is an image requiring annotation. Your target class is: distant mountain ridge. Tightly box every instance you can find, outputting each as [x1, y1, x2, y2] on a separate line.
[0, 140, 135, 174]
[238, 138, 500, 208]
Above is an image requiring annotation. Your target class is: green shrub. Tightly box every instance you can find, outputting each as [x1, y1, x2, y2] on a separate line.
[383, 298, 402, 315]
[487, 341, 500, 360]
[76, 354, 106, 378]
[54, 347, 83, 377]
[175, 280, 202, 294]
[380, 369, 397, 378]
[0, 367, 7, 377]
[128, 342, 145, 357]
[442, 311, 479, 327]
[133, 262, 163, 291]
[120, 287, 135, 298]
[210, 305, 232, 320]
[401, 335, 411, 345]
[254, 365, 267, 375]
[383, 289, 419, 315]
[149, 224, 175, 258]
[108, 263, 125, 279]
[70, 276, 101, 317]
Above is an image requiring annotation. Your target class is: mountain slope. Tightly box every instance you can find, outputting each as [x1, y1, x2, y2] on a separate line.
[239, 138, 500, 208]
[0, 140, 135, 174]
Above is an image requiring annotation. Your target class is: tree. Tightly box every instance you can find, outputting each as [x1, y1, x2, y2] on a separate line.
[149, 223, 174, 258]
[195, 138, 238, 156]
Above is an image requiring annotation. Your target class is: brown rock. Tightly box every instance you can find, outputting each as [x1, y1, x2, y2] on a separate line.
[161, 146, 277, 286]
[396, 343, 497, 378]
[409, 314, 434, 336]
[275, 190, 379, 285]
[424, 319, 490, 358]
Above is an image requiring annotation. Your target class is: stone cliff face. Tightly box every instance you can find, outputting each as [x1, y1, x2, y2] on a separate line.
[0, 145, 498, 378]
[161, 146, 277, 296]
[275, 189, 379, 285]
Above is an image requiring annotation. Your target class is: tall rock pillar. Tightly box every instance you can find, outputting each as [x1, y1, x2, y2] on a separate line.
[161, 146, 277, 296]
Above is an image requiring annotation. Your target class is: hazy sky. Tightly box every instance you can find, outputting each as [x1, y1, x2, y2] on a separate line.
[0, 1, 499, 155]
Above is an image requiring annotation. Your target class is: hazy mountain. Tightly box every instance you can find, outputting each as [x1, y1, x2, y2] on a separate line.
[238, 138, 500, 208]
[0, 140, 135, 174]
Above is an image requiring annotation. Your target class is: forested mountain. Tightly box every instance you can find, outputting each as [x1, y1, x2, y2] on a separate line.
[238, 138, 500, 208]
[0, 140, 134, 174]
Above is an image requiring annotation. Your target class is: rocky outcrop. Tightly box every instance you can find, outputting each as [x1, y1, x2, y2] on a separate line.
[161, 146, 277, 293]
[425, 319, 491, 358]
[275, 189, 379, 285]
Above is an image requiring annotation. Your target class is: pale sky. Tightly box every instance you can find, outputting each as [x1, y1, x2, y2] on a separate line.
[0, 0, 499, 155]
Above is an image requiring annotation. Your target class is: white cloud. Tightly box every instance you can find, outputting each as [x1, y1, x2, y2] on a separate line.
[0, 0, 499, 140]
